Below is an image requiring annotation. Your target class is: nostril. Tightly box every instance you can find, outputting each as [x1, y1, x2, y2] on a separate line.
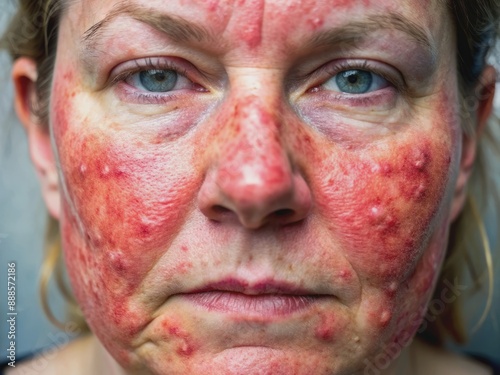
[273, 208, 295, 217]
[213, 205, 231, 214]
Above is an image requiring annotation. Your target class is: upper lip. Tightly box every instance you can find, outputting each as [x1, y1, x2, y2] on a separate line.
[187, 277, 322, 296]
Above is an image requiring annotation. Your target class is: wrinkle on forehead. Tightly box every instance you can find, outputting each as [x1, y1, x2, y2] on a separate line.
[69, 0, 442, 41]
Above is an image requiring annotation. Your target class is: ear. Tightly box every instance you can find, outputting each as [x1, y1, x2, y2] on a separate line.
[450, 65, 496, 222]
[13, 57, 61, 219]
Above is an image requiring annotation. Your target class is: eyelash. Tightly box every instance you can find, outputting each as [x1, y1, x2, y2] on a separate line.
[312, 60, 407, 95]
[109, 58, 405, 106]
[110, 57, 199, 104]
[111, 57, 187, 83]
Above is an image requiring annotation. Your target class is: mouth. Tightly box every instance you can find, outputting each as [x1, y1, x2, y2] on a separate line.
[180, 278, 330, 319]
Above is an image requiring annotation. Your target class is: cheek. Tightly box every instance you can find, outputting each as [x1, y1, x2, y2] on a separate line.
[315, 137, 453, 283]
[51, 81, 201, 343]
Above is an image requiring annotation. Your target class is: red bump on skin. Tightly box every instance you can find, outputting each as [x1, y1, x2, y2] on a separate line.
[384, 282, 398, 298]
[338, 269, 353, 281]
[176, 261, 193, 274]
[306, 16, 324, 30]
[371, 162, 393, 176]
[368, 204, 400, 236]
[52, 1, 461, 373]
[161, 319, 199, 357]
[379, 310, 392, 328]
[234, 0, 264, 48]
[314, 312, 337, 342]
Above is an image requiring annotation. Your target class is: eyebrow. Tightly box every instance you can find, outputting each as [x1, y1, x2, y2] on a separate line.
[81, 1, 214, 51]
[309, 12, 433, 53]
[81, 4, 434, 60]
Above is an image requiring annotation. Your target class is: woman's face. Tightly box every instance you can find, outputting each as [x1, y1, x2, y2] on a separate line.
[49, 0, 464, 373]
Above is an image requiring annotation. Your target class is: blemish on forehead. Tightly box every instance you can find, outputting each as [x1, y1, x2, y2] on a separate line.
[306, 16, 324, 31]
[234, 0, 265, 48]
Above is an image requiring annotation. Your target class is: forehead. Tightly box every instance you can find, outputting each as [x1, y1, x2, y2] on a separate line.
[66, 0, 446, 54]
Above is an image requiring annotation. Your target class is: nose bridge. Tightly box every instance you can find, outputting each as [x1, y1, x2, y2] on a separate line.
[217, 91, 291, 195]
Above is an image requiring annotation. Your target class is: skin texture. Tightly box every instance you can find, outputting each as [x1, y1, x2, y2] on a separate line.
[12, 0, 496, 374]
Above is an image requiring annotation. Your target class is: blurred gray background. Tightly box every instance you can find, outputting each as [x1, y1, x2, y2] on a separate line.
[0, 0, 499, 366]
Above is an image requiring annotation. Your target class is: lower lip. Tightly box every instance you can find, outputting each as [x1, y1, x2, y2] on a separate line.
[182, 292, 320, 317]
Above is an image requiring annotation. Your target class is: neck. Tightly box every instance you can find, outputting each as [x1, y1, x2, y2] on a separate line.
[377, 341, 417, 375]
[90, 335, 131, 375]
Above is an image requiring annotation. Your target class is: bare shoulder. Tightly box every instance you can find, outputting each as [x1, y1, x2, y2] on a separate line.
[5, 335, 94, 375]
[413, 339, 493, 375]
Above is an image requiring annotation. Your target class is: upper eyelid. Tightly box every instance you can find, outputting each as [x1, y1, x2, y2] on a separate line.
[107, 57, 200, 89]
[317, 60, 407, 94]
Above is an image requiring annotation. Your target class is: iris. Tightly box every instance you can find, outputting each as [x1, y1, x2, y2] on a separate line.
[139, 70, 178, 92]
[335, 70, 373, 94]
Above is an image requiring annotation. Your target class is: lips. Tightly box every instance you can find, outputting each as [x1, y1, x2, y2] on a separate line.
[180, 278, 328, 318]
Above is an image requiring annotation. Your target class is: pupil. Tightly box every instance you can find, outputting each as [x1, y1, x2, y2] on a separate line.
[347, 74, 358, 84]
[154, 72, 167, 81]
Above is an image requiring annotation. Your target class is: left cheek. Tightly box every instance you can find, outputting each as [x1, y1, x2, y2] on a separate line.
[314, 136, 454, 284]
[310, 129, 459, 351]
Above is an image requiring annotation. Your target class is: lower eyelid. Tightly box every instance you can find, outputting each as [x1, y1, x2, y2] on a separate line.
[114, 79, 210, 106]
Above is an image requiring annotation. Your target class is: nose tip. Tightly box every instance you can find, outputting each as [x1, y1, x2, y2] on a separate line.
[198, 163, 312, 229]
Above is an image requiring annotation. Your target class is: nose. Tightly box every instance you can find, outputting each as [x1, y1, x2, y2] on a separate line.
[198, 95, 312, 229]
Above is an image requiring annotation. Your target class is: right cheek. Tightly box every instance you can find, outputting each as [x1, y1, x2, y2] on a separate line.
[55, 124, 201, 323]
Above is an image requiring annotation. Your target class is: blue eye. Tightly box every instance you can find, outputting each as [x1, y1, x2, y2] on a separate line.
[136, 69, 178, 92]
[324, 69, 389, 94]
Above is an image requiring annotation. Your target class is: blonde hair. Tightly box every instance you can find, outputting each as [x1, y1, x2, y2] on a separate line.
[1, 0, 499, 343]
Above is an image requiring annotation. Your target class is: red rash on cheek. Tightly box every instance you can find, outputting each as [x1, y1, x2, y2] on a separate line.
[61, 134, 197, 288]
[315, 138, 452, 283]
[51, 70, 78, 138]
[52, 72, 201, 347]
